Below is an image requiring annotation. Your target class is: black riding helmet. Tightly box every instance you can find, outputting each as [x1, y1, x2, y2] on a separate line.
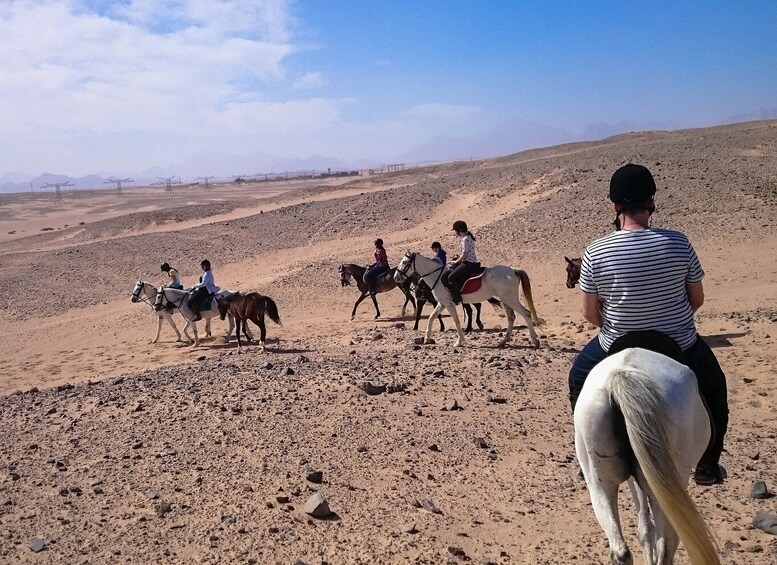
[431, 241, 441, 250]
[452, 220, 468, 232]
[609, 164, 656, 206]
[160, 262, 170, 272]
[200, 259, 211, 270]
[374, 238, 384, 247]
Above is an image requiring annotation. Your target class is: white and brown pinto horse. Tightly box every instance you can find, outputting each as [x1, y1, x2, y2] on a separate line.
[154, 287, 249, 347]
[394, 251, 541, 348]
[576, 344, 719, 565]
[131, 280, 184, 343]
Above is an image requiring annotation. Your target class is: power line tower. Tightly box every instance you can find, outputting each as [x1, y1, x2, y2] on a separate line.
[104, 177, 134, 198]
[42, 181, 74, 204]
[156, 176, 176, 194]
[197, 176, 216, 190]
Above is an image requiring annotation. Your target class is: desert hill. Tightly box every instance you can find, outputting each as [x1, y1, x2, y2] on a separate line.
[0, 120, 776, 563]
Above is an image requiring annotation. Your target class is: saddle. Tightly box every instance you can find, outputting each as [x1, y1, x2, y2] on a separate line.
[192, 293, 215, 313]
[607, 331, 686, 366]
[460, 266, 487, 295]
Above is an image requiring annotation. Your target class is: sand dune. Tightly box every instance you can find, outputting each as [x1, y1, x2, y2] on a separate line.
[1, 121, 776, 563]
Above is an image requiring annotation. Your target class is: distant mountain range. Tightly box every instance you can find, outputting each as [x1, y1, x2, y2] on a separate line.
[3, 112, 776, 194]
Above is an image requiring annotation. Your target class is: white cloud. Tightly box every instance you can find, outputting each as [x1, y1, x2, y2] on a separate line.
[0, 0, 342, 173]
[293, 71, 327, 90]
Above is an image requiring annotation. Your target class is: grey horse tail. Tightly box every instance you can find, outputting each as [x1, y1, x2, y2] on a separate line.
[265, 297, 283, 326]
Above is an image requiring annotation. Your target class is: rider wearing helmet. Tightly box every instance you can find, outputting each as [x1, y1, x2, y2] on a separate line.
[363, 238, 390, 296]
[568, 163, 729, 486]
[431, 241, 447, 265]
[160, 262, 184, 290]
[442, 220, 480, 305]
[189, 259, 220, 321]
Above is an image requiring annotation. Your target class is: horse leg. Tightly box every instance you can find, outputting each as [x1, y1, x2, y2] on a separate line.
[447, 305, 465, 347]
[475, 303, 484, 330]
[205, 317, 212, 337]
[371, 293, 381, 319]
[414, 299, 424, 330]
[401, 288, 416, 317]
[652, 502, 680, 565]
[463, 303, 473, 333]
[235, 319, 243, 353]
[190, 321, 200, 348]
[496, 306, 515, 348]
[153, 316, 163, 343]
[253, 316, 266, 352]
[351, 293, 368, 321]
[167, 313, 182, 342]
[424, 302, 444, 343]
[626, 477, 656, 565]
[502, 297, 539, 348]
[183, 320, 194, 344]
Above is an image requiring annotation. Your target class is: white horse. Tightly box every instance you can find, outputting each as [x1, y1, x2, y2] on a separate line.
[575, 347, 719, 565]
[131, 280, 185, 343]
[394, 251, 541, 348]
[154, 287, 250, 347]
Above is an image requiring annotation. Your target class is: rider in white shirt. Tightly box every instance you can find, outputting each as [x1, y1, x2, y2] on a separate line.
[189, 259, 220, 320]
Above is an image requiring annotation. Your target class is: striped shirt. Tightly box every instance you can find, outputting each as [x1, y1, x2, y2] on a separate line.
[579, 228, 704, 351]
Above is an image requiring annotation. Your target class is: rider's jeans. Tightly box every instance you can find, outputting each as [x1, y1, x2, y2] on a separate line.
[568, 334, 729, 468]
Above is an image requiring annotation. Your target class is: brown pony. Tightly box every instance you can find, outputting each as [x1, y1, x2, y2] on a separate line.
[218, 292, 282, 353]
[565, 256, 582, 288]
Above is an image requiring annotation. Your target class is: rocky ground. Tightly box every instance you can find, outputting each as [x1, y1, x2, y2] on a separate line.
[1, 120, 777, 563]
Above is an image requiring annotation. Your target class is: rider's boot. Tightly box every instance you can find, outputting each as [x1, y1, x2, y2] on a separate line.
[450, 283, 462, 305]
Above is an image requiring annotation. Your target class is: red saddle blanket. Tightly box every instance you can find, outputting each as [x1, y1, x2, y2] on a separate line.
[461, 274, 484, 295]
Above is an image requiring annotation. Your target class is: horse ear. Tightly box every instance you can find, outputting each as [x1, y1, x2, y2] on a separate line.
[564, 256, 573, 265]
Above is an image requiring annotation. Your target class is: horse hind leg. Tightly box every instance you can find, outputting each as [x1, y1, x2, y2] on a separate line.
[586, 473, 632, 564]
[503, 297, 539, 347]
[414, 299, 424, 330]
[252, 316, 267, 352]
[463, 303, 473, 333]
[496, 306, 515, 348]
[627, 477, 656, 564]
[351, 293, 368, 321]
[475, 303, 484, 330]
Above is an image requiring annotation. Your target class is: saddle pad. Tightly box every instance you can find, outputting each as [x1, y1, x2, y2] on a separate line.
[607, 331, 687, 366]
[461, 275, 484, 295]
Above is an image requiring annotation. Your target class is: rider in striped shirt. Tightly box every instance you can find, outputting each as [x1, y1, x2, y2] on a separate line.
[568, 164, 729, 486]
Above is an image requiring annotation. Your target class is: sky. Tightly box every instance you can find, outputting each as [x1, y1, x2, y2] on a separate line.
[0, 0, 775, 177]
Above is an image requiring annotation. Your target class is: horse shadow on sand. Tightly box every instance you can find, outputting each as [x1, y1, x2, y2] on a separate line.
[701, 332, 748, 348]
[173, 338, 313, 355]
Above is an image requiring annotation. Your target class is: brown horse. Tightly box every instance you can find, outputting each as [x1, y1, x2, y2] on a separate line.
[217, 292, 282, 353]
[565, 256, 582, 288]
[339, 263, 416, 320]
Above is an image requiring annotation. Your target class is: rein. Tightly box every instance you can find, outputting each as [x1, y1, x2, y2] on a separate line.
[157, 287, 187, 311]
[399, 253, 444, 291]
[132, 282, 156, 309]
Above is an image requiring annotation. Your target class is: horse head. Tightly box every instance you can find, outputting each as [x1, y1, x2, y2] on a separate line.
[565, 256, 582, 289]
[394, 251, 416, 283]
[153, 288, 165, 311]
[131, 280, 144, 303]
[339, 264, 352, 287]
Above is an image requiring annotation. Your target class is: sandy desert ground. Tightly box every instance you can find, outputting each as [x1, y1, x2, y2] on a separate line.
[1, 120, 776, 563]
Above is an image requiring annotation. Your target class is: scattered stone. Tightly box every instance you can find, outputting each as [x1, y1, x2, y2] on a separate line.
[197, 355, 206, 361]
[305, 468, 323, 484]
[132, 441, 143, 449]
[753, 512, 777, 535]
[356, 446, 368, 453]
[28, 538, 46, 552]
[487, 395, 507, 404]
[394, 323, 406, 329]
[448, 546, 466, 557]
[45, 407, 57, 416]
[473, 437, 489, 449]
[146, 490, 159, 500]
[386, 382, 407, 394]
[420, 499, 442, 514]
[276, 495, 290, 504]
[402, 521, 417, 534]
[303, 493, 331, 518]
[56, 383, 74, 392]
[371, 332, 384, 340]
[443, 398, 461, 411]
[750, 451, 760, 460]
[746, 544, 764, 553]
[282, 367, 295, 376]
[359, 380, 386, 395]
[428, 444, 441, 452]
[132, 402, 144, 412]
[751, 481, 772, 499]
[155, 502, 173, 517]
[221, 513, 236, 525]
[93, 486, 104, 495]
[261, 362, 274, 370]
[297, 355, 310, 363]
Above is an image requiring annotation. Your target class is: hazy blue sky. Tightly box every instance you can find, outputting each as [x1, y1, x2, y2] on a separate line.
[0, 0, 775, 176]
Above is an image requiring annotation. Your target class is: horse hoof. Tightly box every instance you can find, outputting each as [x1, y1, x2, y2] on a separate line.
[454, 341, 463, 348]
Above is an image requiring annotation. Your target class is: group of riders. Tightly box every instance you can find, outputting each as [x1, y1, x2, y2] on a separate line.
[154, 163, 728, 488]
[363, 163, 729, 487]
[159, 259, 218, 321]
[364, 219, 479, 305]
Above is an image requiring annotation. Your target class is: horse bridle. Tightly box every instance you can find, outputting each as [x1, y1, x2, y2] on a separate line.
[397, 252, 444, 291]
[155, 287, 186, 311]
[132, 281, 155, 308]
[339, 265, 352, 287]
